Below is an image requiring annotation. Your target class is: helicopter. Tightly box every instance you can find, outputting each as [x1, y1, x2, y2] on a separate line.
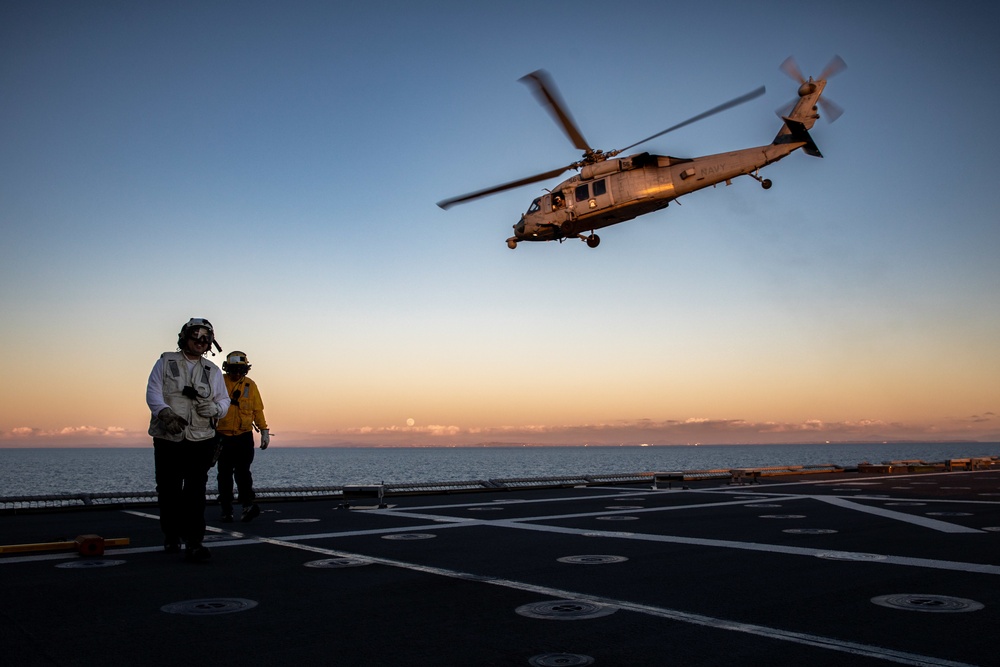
[437, 57, 846, 249]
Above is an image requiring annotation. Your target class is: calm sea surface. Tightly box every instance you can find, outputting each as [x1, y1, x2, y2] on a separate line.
[1, 443, 998, 497]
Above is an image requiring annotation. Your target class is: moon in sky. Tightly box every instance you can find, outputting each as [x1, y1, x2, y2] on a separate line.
[406, 418, 415, 427]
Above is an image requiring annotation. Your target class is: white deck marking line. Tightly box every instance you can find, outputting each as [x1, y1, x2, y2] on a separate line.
[280, 521, 476, 540]
[5, 505, 987, 663]
[728, 469, 1000, 491]
[484, 520, 1000, 575]
[396, 488, 681, 512]
[813, 496, 984, 533]
[698, 488, 1000, 509]
[117, 508, 476, 541]
[401, 484, 999, 515]
[219, 530, 979, 666]
[117, 506, 1000, 577]
[384, 495, 813, 522]
[479, 489, 1000, 525]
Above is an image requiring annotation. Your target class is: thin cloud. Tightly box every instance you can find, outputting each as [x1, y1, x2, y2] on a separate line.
[3, 414, 997, 447]
[2, 425, 131, 441]
[286, 415, 999, 446]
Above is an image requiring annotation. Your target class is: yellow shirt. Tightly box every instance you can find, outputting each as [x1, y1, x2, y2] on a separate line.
[217, 375, 268, 436]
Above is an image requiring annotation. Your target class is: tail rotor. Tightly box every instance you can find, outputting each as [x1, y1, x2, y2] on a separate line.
[777, 55, 847, 122]
[819, 55, 848, 81]
[779, 56, 807, 85]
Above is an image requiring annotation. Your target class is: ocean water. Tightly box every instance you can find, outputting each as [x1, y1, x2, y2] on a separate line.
[1, 442, 998, 498]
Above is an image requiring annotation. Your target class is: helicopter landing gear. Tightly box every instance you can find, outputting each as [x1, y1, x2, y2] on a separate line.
[749, 170, 772, 189]
[585, 233, 600, 248]
[506, 237, 518, 249]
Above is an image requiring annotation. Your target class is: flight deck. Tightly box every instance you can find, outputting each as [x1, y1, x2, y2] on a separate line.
[2, 463, 998, 666]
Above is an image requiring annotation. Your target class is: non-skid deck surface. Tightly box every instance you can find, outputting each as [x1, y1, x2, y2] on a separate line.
[3, 468, 999, 666]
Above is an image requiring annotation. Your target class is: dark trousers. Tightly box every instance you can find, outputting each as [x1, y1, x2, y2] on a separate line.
[216, 431, 256, 512]
[153, 437, 216, 546]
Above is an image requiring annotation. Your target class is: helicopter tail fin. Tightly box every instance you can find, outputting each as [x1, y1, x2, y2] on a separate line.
[778, 117, 822, 158]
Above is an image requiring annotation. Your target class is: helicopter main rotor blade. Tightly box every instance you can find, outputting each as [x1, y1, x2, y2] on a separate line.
[519, 70, 593, 153]
[436, 164, 573, 210]
[615, 86, 766, 155]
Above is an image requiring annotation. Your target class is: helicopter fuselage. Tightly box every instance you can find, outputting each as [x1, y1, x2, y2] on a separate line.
[511, 138, 805, 247]
[438, 61, 842, 248]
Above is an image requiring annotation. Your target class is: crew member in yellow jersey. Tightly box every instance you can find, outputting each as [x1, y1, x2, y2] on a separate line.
[215, 351, 270, 522]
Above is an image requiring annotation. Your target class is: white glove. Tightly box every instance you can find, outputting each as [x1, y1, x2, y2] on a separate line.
[196, 399, 221, 418]
[260, 429, 270, 450]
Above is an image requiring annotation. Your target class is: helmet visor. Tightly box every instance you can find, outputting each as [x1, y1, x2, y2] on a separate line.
[187, 327, 212, 344]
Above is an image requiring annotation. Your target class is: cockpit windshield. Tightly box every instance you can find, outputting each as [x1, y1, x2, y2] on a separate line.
[526, 198, 541, 214]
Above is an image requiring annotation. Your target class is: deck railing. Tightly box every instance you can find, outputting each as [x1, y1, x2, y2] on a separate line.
[2, 458, 995, 513]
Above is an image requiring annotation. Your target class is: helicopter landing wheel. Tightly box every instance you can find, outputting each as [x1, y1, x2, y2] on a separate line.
[586, 234, 600, 248]
[761, 178, 772, 190]
[507, 239, 518, 249]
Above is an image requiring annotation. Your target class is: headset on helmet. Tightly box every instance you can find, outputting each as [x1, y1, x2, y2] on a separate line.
[223, 350, 251, 374]
[178, 317, 223, 354]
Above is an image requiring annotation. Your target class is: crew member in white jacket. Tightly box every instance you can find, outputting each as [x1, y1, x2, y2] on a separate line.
[146, 318, 230, 562]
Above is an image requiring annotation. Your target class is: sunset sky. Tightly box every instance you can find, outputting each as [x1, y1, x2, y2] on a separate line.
[2, 1, 998, 448]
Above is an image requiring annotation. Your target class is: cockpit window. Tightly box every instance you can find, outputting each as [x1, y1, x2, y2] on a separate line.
[527, 198, 541, 214]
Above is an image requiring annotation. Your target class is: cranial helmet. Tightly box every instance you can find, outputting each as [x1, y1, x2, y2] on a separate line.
[177, 318, 221, 353]
[223, 350, 251, 374]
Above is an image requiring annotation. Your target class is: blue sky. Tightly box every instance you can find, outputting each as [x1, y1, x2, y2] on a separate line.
[1, 1, 998, 447]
